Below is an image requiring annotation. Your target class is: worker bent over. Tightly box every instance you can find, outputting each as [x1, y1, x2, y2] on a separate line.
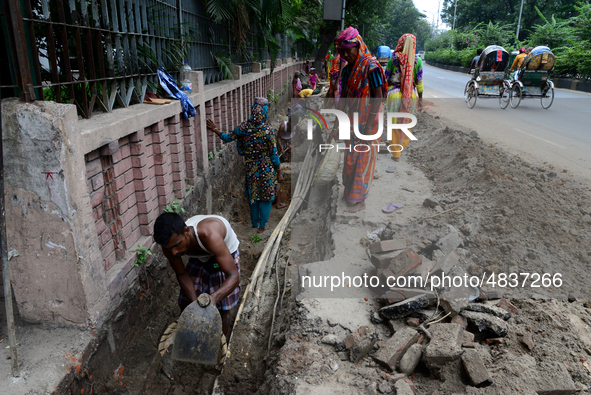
[153, 212, 240, 337]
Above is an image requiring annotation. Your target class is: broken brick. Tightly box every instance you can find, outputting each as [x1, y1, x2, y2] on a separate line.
[369, 239, 406, 254]
[413, 255, 436, 280]
[390, 249, 422, 276]
[461, 349, 492, 387]
[425, 323, 464, 369]
[406, 317, 420, 327]
[451, 315, 468, 329]
[432, 251, 460, 276]
[497, 298, 518, 314]
[373, 327, 419, 371]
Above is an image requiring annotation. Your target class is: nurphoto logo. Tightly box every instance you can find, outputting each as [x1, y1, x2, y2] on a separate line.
[302, 106, 418, 153]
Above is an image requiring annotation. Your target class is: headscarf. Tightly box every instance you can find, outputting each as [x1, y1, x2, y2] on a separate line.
[393, 34, 417, 103]
[241, 97, 269, 130]
[335, 27, 387, 99]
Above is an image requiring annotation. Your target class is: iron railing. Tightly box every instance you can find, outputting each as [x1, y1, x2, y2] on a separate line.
[0, 0, 305, 118]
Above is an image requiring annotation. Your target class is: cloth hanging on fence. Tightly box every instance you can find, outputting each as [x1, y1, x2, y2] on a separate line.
[157, 67, 197, 119]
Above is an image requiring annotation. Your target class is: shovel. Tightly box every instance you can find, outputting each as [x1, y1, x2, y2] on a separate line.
[172, 293, 222, 365]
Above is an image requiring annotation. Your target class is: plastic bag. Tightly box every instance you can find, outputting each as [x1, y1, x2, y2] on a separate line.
[312, 139, 340, 186]
[157, 66, 197, 119]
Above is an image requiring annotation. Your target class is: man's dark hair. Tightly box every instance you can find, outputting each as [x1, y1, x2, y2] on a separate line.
[477, 48, 483, 55]
[153, 212, 186, 245]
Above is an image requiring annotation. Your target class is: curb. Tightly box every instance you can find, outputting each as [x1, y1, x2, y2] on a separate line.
[425, 61, 591, 93]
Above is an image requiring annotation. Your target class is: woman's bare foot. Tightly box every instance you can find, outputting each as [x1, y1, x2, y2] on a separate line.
[276, 202, 288, 209]
[344, 201, 366, 213]
[257, 227, 266, 233]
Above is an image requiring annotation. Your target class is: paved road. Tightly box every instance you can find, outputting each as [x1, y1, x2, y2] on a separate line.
[421, 64, 591, 181]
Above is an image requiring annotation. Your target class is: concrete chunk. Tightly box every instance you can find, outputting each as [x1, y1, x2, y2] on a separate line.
[394, 380, 414, 395]
[369, 239, 406, 254]
[535, 362, 577, 395]
[371, 250, 403, 269]
[379, 295, 430, 320]
[432, 251, 460, 276]
[350, 336, 377, 363]
[425, 323, 464, 368]
[461, 310, 509, 337]
[399, 343, 423, 374]
[461, 349, 492, 387]
[373, 327, 419, 371]
[436, 226, 463, 256]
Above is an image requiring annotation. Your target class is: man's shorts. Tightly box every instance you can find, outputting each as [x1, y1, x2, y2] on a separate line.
[178, 250, 240, 311]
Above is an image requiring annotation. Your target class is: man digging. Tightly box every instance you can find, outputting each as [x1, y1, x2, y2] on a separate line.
[153, 212, 241, 338]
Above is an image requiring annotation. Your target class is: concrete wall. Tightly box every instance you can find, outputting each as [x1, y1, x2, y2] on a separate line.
[1, 62, 303, 327]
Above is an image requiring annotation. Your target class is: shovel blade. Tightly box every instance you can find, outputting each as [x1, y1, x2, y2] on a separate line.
[172, 300, 222, 365]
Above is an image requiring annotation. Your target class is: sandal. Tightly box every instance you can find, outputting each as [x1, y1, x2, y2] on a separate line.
[382, 203, 404, 213]
[386, 166, 397, 173]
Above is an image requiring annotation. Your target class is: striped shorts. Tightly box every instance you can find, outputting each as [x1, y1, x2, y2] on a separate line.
[178, 250, 241, 311]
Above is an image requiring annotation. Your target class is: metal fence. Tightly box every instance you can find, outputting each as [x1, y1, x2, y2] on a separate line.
[0, 0, 305, 118]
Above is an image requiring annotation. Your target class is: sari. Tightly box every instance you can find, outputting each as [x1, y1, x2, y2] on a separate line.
[386, 34, 420, 159]
[335, 27, 387, 203]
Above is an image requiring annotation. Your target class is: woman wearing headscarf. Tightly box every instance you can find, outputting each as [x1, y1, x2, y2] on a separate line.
[207, 98, 283, 233]
[329, 26, 387, 213]
[385, 34, 423, 162]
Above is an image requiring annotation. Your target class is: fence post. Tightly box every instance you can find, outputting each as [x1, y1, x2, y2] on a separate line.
[7, 0, 34, 101]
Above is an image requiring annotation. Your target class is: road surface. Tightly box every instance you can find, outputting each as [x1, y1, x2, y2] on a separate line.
[422, 63, 591, 182]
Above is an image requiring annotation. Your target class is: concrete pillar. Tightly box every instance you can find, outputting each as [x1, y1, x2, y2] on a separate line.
[252, 62, 261, 73]
[231, 65, 242, 80]
[1, 98, 109, 327]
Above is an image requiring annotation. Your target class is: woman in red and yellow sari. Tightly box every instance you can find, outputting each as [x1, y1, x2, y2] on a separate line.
[329, 26, 387, 213]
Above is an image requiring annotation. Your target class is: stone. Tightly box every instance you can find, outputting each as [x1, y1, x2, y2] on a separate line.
[461, 349, 492, 387]
[373, 327, 419, 371]
[379, 295, 430, 320]
[369, 239, 406, 254]
[461, 310, 509, 337]
[337, 351, 349, 361]
[436, 227, 463, 256]
[387, 319, 406, 335]
[390, 249, 422, 276]
[423, 198, 439, 208]
[479, 288, 503, 301]
[350, 336, 377, 363]
[366, 383, 378, 395]
[321, 334, 338, 345]
[462, 331, 475, 343]
[327, 318, 338, 327]
[582, 215, 591, 224]
[378, 382, 392, 394]
[425, 323, 464, 371]
[394, 379, 414, 395]
[399, 343, 423, 374]
[371, 312, 384, 324]
[440, 284, 474, 316]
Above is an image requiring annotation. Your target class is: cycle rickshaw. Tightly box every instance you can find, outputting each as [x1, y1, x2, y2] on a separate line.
[508, 46, 555, 109]
[464, 45, 511, 109]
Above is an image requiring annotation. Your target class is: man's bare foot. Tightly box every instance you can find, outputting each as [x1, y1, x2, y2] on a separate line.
[257, 227, 266, 233]
[276, 202, 288, 209]
[344, 201, 366, 213]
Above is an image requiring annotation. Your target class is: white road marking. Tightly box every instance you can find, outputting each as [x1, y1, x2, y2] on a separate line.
[437, 77, 445, 79]
[514, 128, 566, 149]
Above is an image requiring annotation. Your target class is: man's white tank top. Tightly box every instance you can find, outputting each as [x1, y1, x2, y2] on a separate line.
[185, 215, 239, 262]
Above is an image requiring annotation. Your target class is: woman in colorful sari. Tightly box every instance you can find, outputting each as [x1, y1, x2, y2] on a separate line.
[385, 34, 423, 162]
[207, 98, 283, 233]
[329, 26, 387, 213]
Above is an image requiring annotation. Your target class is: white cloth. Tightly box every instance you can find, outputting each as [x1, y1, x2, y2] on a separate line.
[185, 215, 239, 262]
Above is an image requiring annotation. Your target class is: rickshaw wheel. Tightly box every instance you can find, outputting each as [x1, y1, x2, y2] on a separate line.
[541, 83, 554, 109]
[510, 84, 522, 109]
[499, 82, 510, 109]
[465, 81, 478, 109]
